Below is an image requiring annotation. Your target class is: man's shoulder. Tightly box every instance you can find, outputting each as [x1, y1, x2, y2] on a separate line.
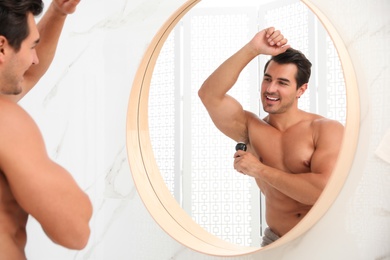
[309, 115, 344, 140]
[0, 97, 35, 132]
[311, 116, 344, 128]
[302, 111, 343, 127]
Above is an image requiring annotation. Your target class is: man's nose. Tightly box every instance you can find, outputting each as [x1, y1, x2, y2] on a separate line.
[266, 82, 277, 93]
[32, 50, 39, 65]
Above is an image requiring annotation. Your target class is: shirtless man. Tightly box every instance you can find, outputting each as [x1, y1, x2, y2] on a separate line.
[198, 27, 344, 246]
[0, 0, 92, 259]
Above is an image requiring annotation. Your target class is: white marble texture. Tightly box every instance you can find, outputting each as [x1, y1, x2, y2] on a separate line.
[21, 0, 389, 259]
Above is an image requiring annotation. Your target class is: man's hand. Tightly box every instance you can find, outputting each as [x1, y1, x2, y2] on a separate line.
[233, 150, 263, 178]
[52, 0, 81, 15]
[247, 27, 290, 57]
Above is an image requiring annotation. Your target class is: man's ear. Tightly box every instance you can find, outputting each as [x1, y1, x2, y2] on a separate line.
[0, 36, 8, 62]
[297, 83, 308, 98]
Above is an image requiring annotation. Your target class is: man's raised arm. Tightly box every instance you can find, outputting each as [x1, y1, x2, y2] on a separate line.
[11, 0, 80, 102]
[198, 27, 289, 141]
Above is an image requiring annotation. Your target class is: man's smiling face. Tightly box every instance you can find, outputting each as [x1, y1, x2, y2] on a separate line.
[261, 61, 301, 114]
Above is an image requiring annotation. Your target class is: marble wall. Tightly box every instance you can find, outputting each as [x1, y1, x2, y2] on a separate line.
[22, 0, 389, 259]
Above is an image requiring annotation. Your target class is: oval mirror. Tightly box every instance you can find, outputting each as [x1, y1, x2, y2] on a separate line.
[127, 0, 359, 256]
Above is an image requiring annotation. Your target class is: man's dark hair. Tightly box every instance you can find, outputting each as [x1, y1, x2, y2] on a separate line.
[264, 48, 312, 89]
[0, 0, 43, 52]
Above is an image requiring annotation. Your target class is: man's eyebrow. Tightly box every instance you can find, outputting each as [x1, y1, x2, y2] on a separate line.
[33, 38, 40, 46]
[277, 77, 290, 83]
[263, 73, 291, 83]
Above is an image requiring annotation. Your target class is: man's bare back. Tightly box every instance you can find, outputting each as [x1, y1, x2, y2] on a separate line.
[0, 172, 28, 259]
[0, 1, 92, 258]
[0, 96, 92, 260]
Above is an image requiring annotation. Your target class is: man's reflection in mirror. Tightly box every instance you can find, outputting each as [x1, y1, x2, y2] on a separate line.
[199, 27, 344, 246]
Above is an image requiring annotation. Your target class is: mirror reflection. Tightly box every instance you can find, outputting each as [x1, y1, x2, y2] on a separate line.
[149, 0, 346, 247]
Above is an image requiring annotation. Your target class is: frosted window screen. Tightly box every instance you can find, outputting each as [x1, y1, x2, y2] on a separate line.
[149, 0, 346, 247]
[326, 36, 347, 124]
[187, 9, 259, 247]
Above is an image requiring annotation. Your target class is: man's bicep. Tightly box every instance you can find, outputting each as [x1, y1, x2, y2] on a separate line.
[203, 95, 248, 141]
[3, 130, 56, 212]
[4, 136, 84, 227]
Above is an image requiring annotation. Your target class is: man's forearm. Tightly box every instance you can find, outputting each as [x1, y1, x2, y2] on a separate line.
[256, 165, 327, 205]
[199, 44, 259, 101]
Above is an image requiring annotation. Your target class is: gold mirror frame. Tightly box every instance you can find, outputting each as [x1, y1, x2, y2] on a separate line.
[126, 0, 360, 256]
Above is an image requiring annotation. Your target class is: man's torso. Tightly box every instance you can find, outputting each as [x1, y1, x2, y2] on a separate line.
[247, 112, 322, 237]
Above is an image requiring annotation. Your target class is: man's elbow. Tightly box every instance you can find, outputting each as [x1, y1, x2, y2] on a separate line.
[69, 202, 93, 249]
[50, 201, 93, 249]
[198, 81, 213, 105]
[51, 220, 92, 250]
[68, 225, 91, 250]
[198, 84, 206, 102]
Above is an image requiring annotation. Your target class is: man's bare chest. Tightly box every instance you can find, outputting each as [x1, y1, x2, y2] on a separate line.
[248, 124, 315, 173]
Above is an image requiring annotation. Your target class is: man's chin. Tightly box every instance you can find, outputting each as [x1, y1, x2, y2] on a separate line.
[263, 106, 277, 114]
[0, 89, 22, 96]
[10, 91, 22, 96]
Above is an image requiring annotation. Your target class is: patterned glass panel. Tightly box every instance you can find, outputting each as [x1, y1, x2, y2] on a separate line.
[187, 9, 257, 246]
[326, 36, 347, 124]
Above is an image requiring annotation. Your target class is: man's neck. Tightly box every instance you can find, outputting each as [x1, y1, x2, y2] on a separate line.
[0, 94, 19, 103]
[265, 109, 306, 132]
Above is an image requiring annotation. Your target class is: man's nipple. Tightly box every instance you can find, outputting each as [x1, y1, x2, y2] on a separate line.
[304, 160, 311, 168]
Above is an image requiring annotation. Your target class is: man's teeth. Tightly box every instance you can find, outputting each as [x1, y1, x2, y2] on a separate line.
[267, 96, 279, 101]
